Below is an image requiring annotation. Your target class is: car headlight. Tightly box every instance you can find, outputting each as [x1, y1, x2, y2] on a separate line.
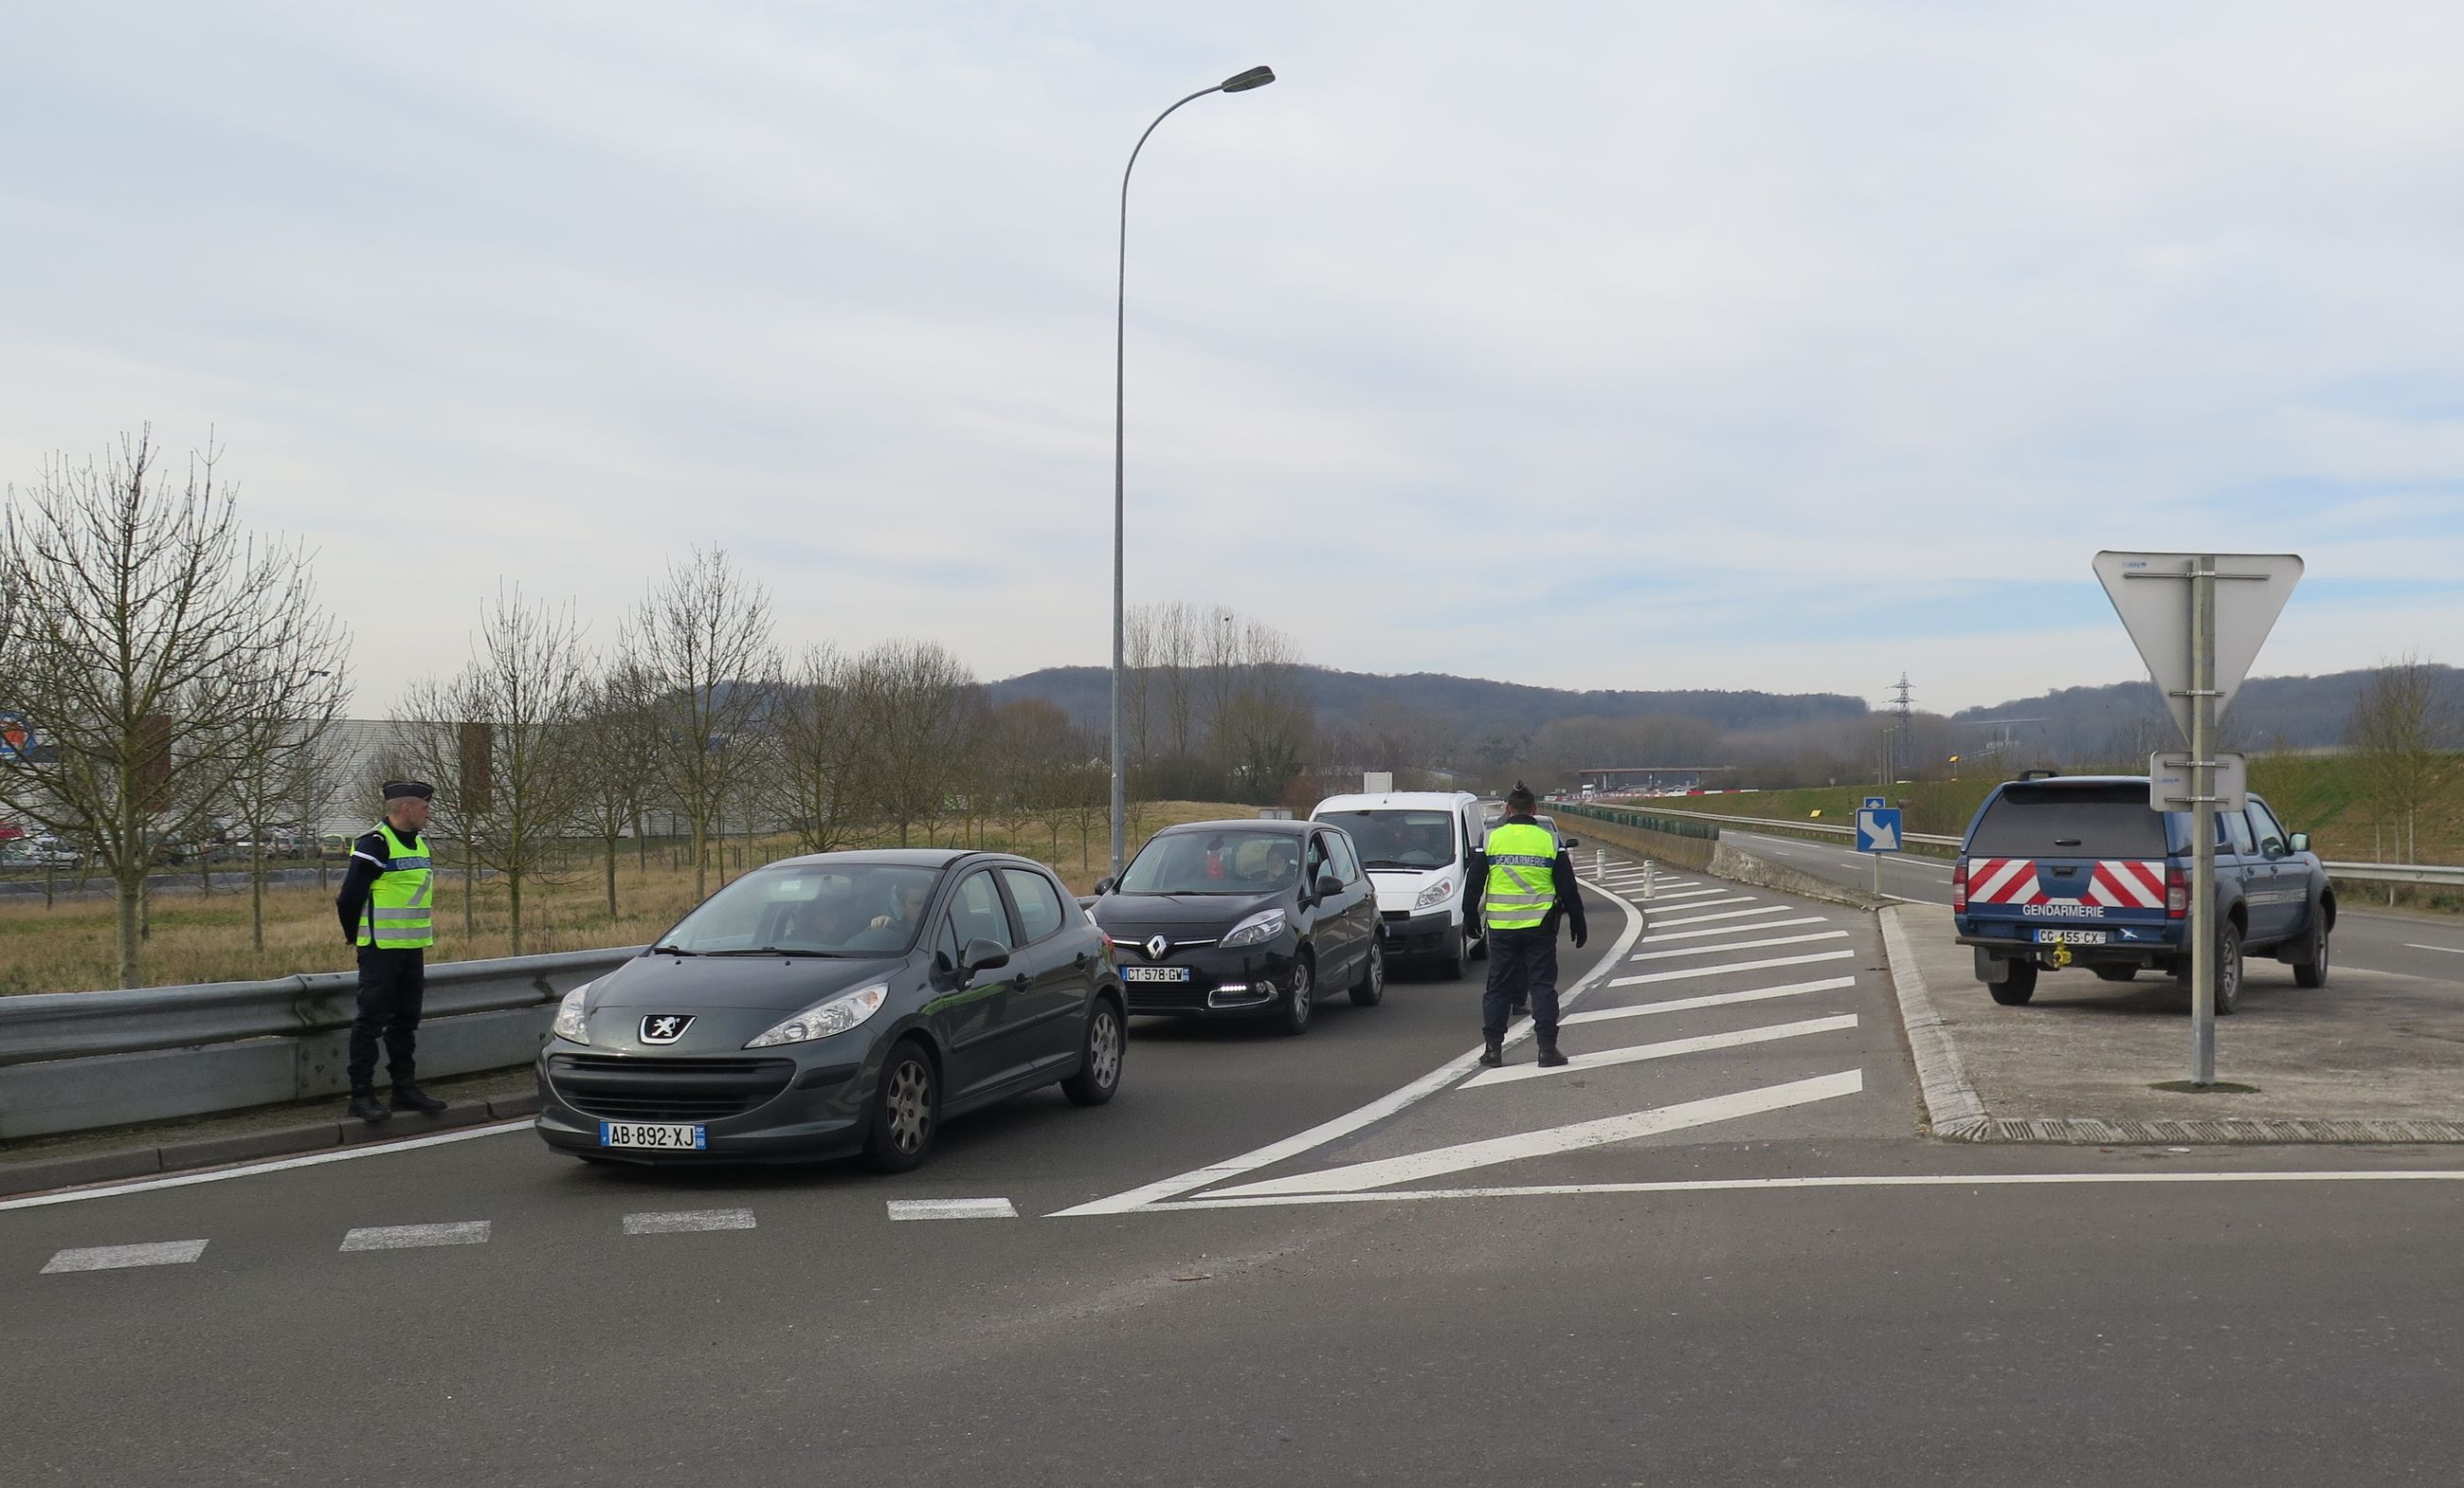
[1414, 878, 1455, 911]
[1220, 908, 1288, 949]
[552, 982, 595, 1044]
[745, 983, 890, 1049]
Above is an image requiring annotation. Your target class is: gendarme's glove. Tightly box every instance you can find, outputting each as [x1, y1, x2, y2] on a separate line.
[1571, 925, 1587, 950]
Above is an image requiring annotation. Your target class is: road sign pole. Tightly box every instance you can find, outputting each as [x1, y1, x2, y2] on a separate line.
[2188, 555, 2218, 1086]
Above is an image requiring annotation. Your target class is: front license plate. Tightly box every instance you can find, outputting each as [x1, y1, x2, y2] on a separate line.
[2033, 929, 2109, 945]
[599, 1121, 706, 1150]
[1122, 966, 1191, 983]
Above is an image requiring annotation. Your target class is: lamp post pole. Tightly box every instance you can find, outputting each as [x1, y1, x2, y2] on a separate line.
[1111, 65, 1277, 877]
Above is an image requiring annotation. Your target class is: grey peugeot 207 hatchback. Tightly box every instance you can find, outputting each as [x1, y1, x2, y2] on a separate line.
[534, 849, 1125, 1172]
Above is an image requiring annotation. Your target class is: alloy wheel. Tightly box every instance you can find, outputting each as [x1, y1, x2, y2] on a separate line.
[886, 1059, 933, 1153]
[1089, 1008, 1122, 1089]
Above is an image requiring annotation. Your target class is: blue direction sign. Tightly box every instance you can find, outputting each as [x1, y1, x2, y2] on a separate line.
[1856, 807, 1902, 853]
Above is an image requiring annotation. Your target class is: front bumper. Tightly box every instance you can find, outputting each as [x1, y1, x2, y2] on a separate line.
[1115, 942, 1302, 1018]
[1377, 907, 1458, 955]
[533, 1040, 879, 1164]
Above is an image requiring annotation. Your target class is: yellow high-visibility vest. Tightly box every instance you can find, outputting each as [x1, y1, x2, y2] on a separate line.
[1480, 821, 1560, 932]
[356, 823, 435, 950]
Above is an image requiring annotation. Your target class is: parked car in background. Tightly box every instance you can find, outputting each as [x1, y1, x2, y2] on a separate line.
[1087, 818, 1383, 1034]
[1952, 774, 2333, 1013]
[1311, 789, 1488, 977]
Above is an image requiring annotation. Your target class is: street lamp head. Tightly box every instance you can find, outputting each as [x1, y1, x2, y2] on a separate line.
[1221, 65, 1276, 93]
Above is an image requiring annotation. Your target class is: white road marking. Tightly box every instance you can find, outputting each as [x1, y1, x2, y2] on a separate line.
[624, 1208, 756, 1235]
[1628, 931, 1849, 962]
[1649, 904, 1793, 928]
[1146, 1168, 2464, 1212]
[1463, 1014, 1860, 1088]
[1051, 882, 1650, 1217]
[1644, 916, 1827, 943]
[0, 1120, 531, 1212]
[1609, 950, 1857, 988]
[1563, 976, 1859, 1025]
[40, 1240, 208, 1274]
[886, 1198, 1019, 1221]
[1206, 1071, 1864, 1198]
[1878, 892, 1945, 906]
[1627, 886, 1734, 902]
[2405, 943, 2464, 955]
[339, 1221, 491, 1252]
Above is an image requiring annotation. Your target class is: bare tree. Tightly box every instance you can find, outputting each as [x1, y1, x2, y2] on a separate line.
[848, 639, 982, 847]
[0, 430, 350, 985]
[571, 661, 660, 920]
[392, 587, 592, 953]
[2348, 653, 2458, 862]
[284, 725, 353, 891]
[627, 550, 778, 898]
[770, 643, 868, 855]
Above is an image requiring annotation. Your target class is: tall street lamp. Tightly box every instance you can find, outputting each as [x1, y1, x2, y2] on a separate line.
[1111, 64, 1276, 876]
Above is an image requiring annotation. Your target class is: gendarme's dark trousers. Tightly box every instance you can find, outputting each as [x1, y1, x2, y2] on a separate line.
[1481, 926, 1560, 1043]
[348, 947, 426, 1090]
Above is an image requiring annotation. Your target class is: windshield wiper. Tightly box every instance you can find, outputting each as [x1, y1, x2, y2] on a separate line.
[1361, 860, 1424, 870]
[648, 943, 698, 956]
[703, 947, 853, 958]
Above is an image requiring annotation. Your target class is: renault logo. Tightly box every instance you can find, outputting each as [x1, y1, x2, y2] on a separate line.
[1145, 935, 1171, 961]
[640, 1014, 694, 1045]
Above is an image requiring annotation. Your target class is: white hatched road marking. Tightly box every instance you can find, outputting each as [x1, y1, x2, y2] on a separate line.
[1563, 976, 1859, 1025]
[1628, 931, 1849, 962]
[41, 1240, 208, 1274]
[1625, 886, 1733, 902]
[1626, 894, 1757, 913]
[1463, 1014, 1860, 1088]
[339, 1221, 491, 1252]
[625, 1208, 756, 1235]
[2405, 943, 2464, 955]
[1207, 1071, 1865, 1199]
[1649, 904, 1794, 928]
[1609, 950, 1857, 988]
[887, 1198, 1019, 1221]
[1644, 916, 1827, 943]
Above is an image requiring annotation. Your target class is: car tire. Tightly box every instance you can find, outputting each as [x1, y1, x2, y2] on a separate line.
[1277, 953, 1315, 1036]
[2292, 911, 2331, 989]
[1060, 998, 1124, 1107]
[861, 1039, 939, 1173]
[2093, 965, 2138, 983]
[1350, 938, 1386, 1007]
[1988, 958, 2038, 1006]
[2213, 921, 2245, 1014]
[1435, 928, 1465, 981]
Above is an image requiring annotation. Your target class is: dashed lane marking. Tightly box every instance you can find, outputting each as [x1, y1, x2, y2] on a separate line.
[1628, 931, 1849, 962]
[1608, 950, 1857, 988]
[625, 1208, 756, 1235]
[339, 1221, 491, 1252]
[1643, 916, 1827, 943]
[887, 1198, 1020, 1221]
[1205, 1071, 1866, 1199]
[40, 1240, 208, 1274]
[1649, 904, 1794, 928]
[1562, 976, 1859, 1026]
[1462, 1014, 1861, 1088]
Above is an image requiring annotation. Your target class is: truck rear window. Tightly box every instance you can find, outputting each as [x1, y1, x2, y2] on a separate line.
[1967, 785, 2168, 858]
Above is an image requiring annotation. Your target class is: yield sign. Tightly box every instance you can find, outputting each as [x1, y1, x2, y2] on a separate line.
[2093, 552, 2303, 744]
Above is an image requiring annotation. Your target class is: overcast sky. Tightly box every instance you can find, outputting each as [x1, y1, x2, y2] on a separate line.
[6, 3, 2461, 717]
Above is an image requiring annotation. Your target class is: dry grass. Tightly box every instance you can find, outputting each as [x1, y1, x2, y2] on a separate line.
[0, 800, 1256, 996]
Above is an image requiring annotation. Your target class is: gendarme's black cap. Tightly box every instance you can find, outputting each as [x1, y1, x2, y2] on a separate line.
[382, 779, 435, 802]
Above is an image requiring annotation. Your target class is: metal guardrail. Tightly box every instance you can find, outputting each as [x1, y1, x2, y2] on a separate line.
[2322, 861, 2464, 887]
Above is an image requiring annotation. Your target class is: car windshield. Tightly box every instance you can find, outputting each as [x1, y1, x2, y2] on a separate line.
[1318, 809, 1457, 869]
[1968, 785, 2169, 857]
[1119, 831, 1301, 895]
[654, 863, 945, 956]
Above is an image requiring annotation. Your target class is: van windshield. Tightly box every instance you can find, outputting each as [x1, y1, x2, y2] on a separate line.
[1968, 785, 2168, 857]
[1317, 809, 1457, 870]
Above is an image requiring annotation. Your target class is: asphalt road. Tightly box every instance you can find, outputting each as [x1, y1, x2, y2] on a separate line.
[6, 857, 2461, 1486]
[1723, 826, 2464, 984]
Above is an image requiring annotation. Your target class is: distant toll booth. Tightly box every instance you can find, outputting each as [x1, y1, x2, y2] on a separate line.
[1577, 765, 1733, 794]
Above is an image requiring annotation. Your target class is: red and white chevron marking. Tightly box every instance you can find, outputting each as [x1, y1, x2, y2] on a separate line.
[1966, 857, 2166, 908]
[2087, 859, 2167, 909]
[1965, 857, 2040, 904]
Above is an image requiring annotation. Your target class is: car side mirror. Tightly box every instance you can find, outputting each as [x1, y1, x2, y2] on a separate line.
[1093, 876, 1115, 896]
[959, 937, 1011, 977]
[2288, 832, 2309, 854]
[1562, 837, 1581, 850]
[1314, 874, 1343, 902]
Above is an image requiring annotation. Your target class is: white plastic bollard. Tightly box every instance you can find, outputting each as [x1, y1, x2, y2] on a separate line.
[1644, 860, 1656, 901]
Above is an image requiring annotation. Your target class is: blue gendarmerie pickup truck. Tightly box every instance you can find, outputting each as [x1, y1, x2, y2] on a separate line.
[1952, 773, 2334, 1013]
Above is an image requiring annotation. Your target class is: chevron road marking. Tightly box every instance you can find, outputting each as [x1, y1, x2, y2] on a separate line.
[1628, 931, 1849, 961]
[1649, 904, 1796, 928]
[1205, 1071, 1866, 1198]
[1608, 950, 1857, 988]
[1643, 916, 1827, 943]
[1462, 1015, 1860, 1088]
[1562, 976, 1859, 1025]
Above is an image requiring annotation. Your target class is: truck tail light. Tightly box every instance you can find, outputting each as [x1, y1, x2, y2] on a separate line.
[1950, 861, 1967, 914]
[2165, 865, 2188, 919]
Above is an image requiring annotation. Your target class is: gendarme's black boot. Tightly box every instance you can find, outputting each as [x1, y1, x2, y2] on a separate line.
[390, 1080, 448, 1115]
[1479, 1037, 1504, 1067]
[348, 1088, 391, 1123]
[1535, 1042, 1568, 1068]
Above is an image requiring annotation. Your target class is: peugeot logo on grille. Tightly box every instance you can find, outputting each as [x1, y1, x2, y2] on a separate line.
[640, 1014, 694, 1045]
[1145, 935, 1171, 961]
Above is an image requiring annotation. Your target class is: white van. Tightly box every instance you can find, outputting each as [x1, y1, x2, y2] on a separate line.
[1310, 789, 1489, 978]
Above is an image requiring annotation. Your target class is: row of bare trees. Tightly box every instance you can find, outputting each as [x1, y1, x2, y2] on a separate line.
[1119, 601, 1314, 803]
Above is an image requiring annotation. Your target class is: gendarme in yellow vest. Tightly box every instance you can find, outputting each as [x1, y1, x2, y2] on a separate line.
[357, 822, 436, 951]
[1480, 820, 1561, 933]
